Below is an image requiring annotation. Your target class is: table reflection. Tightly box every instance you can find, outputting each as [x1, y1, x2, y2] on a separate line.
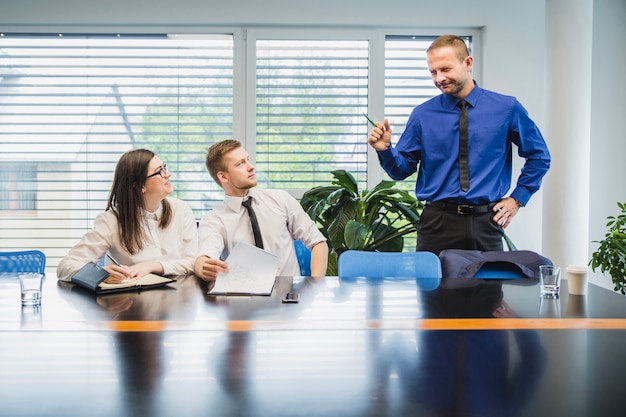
[373, 279, 547, 417]
[57, 276, 198, 417]
[2, 272, 625, 417]
[200, 276, 325, 415]
[566, 294, 588, 317]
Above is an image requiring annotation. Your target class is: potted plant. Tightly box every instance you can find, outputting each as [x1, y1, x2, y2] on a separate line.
[300, 170, 424, 275]
[590, 202, 626, 294]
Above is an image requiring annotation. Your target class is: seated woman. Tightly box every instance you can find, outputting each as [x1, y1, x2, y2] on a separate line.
[57, 149, 198, 283]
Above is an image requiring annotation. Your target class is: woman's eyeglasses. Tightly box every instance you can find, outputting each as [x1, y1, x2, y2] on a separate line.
[146, 163, 168, 179]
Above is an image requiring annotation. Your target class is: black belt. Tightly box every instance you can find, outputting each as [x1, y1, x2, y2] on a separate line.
[426, 201, 497, 215]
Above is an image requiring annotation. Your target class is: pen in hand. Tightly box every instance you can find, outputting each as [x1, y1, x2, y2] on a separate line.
[105, 253, 131, 281]
[106, 253, 122, 267]
[107, 253, 132, 274]
[363, 113, 377, 127]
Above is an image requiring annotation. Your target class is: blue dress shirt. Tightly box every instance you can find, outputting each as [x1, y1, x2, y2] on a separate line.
[377, 84, 551, 206]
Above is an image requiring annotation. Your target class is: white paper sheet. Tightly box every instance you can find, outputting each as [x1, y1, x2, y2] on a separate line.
[208, 242, 279, 295]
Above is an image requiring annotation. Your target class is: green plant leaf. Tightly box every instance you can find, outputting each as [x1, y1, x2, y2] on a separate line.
[300, 170, 422, 270]
[327, 199, 359, 249]
[369, 222, 405, 252]
[330, 169, 358, 194]
[344, 220, 367, 249]
[326, 251, 339, 276]
[590, 202, 626, 294]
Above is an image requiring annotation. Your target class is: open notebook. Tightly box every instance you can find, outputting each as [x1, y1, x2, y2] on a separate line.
[208, 242, 279, 296]
[71, 262, 174, 294]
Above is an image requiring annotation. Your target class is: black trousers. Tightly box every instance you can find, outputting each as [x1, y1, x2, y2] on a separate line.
[417, 205, 504, 256]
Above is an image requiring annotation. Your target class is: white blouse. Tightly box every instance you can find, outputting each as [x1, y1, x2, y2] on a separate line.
[57, 197, 198, 281]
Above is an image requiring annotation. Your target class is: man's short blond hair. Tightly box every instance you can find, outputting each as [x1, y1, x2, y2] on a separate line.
[205, 139, 242, 186]
[427, 34, 470, 62]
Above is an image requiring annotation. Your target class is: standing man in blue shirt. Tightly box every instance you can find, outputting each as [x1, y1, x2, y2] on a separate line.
[367, 34, 550, 255]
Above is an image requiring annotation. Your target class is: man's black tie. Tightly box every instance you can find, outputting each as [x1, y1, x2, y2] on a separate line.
[458, 99, 470, 192]
[242, 197, 264, 249]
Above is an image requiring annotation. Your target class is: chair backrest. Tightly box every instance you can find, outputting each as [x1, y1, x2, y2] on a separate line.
[338, 250, 442, 279]
[294, 240, 311, 276]
[0, 250, 47, 274]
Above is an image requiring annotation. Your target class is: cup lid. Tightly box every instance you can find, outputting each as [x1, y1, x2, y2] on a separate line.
[566, 265, 588, 273]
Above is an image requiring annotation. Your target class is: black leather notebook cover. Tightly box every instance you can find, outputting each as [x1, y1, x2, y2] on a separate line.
[71, 262, 110, 292]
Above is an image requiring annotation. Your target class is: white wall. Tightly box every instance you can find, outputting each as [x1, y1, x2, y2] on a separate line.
[542, 0, 626, 291]
[1, 0, 624, 289]
[589, 0, 626, 289]
[544, 0, 594, 280]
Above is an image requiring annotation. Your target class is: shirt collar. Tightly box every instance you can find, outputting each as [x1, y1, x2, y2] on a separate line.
[142, 200, 164, 220]
[224, 189, 258, 212]
[463, 82, 481, 108]
[442, 80, 482, 110]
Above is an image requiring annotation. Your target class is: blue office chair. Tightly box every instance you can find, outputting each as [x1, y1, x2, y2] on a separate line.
[294, 240, 311, 276]
[0, 250, 47, 274]
[338, 250, 442, 290]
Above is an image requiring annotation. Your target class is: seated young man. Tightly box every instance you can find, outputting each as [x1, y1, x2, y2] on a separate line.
[194, 140, 328, 281]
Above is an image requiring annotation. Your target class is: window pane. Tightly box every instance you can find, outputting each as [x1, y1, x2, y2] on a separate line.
[0, 163, 36, 211]
[0, 34, 233, 268]
[255, 39, 370, 190]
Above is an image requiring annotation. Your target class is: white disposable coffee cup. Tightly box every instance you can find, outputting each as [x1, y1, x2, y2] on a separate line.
[566, 265, 589, 295]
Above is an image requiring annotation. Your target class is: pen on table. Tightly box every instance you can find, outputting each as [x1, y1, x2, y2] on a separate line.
[106, 253, 122, 267]
[363, 113, 377, 127]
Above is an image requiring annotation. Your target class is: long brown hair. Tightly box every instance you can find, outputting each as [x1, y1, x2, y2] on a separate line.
[106, 149, 172, 254]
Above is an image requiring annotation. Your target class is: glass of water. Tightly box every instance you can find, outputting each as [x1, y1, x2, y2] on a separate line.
[539, 265, 561, 298]
[19, 273, 43, 306]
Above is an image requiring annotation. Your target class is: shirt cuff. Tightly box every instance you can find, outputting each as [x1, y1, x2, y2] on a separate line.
[510, 189, 530, 207]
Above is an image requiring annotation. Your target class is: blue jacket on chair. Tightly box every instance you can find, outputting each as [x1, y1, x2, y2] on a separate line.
[439, 249, 552, 279]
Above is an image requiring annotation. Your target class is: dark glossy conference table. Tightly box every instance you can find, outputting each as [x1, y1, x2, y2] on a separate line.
[1, 272, 625, 417]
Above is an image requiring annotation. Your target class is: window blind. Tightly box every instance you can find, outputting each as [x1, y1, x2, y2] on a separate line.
[255, 39, 370, 191]
[0, 34, 234, 269]
[0, 32, 471, 271]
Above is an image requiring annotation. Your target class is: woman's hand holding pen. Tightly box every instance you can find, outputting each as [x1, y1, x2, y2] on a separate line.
[367, 118, 392, 151]
[104, 264, 132, 283]
[103, 257, 163, 283]
[103, 253, 133, 283]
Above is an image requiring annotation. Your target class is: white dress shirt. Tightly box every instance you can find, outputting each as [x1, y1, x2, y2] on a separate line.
[197, 188, 326, 276]
[57, 197, 198, 281]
